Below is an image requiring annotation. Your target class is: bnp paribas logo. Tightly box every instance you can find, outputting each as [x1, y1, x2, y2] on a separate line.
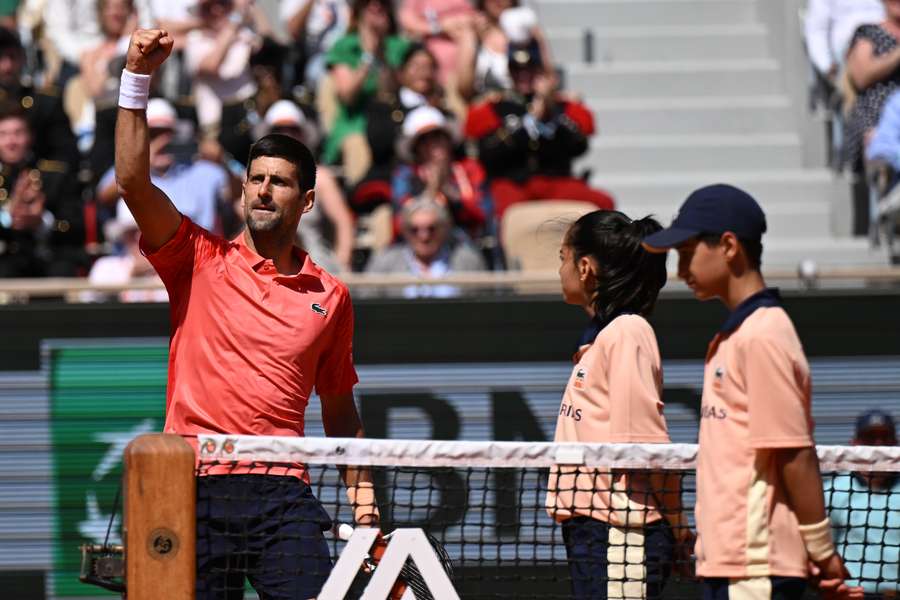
[77, 419, 156, 544]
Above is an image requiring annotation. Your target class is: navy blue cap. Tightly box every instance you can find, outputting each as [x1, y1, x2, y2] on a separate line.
[855, 409, 897, 436]
[642, 184, 767, 252]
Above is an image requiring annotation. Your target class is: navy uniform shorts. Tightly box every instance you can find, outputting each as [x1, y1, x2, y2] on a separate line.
[562, 516, 675, 599]
[701, 576, 807, 600]
[196, 474, 334, 600]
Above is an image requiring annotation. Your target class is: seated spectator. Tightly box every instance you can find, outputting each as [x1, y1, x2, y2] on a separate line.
[264, 99, 356, 273]
[95, 98, 233, 234]
[245, 38, 294, 139]
[393, 105, 485, 239]
[0, 26, 79, 167]
[141, 0, 203, 39]
[42, 0, 103, 88]
[0, 0, 17, 29]
[845, 3, 900, 170]
[80, 0, 135, 181]
[365, 197, 485, 296]
[397, 0, 473, 88]
[182, 0, 272, 165]
[866, 88, 900, 171]
[827, 410, 899, 596]
[464, 41, 614, 224]
[0, 101, 85, 277]
[85, 199, 168, 302]
[281, 0, 350, 92]
[352, 42, 441, 210]
[456, 1, 553, 102]
[323, 0, 411, 182]
[805, 0, 884, 82]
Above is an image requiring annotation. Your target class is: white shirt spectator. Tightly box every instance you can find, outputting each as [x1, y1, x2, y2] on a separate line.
[42, 0, 103, 65]
[87, 254, 169, 302]
[280, 0, 349, 86]
[42, 0, 195, 65]
[804, 0, 885, 76]
[183, 27, 257, 128]
[84, 202, 168, 303]
[136, 0, 197, 26]
[280, 0, 349, 51]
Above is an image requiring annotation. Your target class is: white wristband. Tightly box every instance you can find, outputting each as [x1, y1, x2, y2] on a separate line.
[118, 69, 152, 110]
[798, 517, 836, 562]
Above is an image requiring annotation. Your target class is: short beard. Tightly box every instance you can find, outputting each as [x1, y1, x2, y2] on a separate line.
[246, 211, 283, 233]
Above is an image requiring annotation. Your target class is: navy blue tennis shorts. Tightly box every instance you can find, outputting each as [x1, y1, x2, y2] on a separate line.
[701, 576, 807, 600]
[562, 517, 675, 600]
[196, 474, 334, 600]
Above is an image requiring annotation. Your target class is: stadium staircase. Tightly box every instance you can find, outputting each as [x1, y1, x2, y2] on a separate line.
[535, 0, 885, 268]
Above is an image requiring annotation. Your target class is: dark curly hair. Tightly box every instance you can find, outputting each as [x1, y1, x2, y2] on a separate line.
[565, 210, 668, 319]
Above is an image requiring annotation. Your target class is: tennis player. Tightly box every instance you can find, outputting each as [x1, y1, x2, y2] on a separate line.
[546, 210, 693, 599]
[116, 29, 378, 599]
[642, 184, 863, 600]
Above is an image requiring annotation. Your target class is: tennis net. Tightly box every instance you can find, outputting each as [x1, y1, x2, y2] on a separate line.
[193, 435, 900, 599]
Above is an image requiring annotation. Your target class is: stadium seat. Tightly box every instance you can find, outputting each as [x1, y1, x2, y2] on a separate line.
[354, 202, 394, 253]
[500, 200, 597, 271]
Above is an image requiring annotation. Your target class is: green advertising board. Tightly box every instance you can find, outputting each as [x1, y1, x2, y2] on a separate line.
[49, 342, 169, 598]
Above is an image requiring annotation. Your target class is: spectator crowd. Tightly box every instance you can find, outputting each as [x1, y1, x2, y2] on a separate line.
[0, 0, 616, 291]
[805, 0, 900, 251]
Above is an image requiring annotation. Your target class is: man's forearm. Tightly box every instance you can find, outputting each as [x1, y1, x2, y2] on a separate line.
[777, 446, 828, 525]
[115, 107, 151, 195]
[322, 392, 379, 524]
[339, 430, 379, 525]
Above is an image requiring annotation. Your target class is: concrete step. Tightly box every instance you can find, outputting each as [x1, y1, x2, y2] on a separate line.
[587, 96, 795, 136]
[592, 169, 844, 205]
[566, 59, 783, 98]
[532, 0, 758, 29]
[660, 237, 886, 269]
[739, 238, 886, 267]
[583, 134, 803, 172]
[616, 198, 831, 237]
[546, 24, 770, 64]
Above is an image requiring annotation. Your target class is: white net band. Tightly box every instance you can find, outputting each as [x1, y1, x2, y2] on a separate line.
[197, 434, 900, 472]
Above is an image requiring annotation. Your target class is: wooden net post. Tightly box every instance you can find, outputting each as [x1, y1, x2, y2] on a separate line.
[124, 433, 195, 599]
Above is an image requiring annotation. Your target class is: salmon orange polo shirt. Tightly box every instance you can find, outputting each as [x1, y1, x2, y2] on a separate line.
[695, 288, 815, 579]
[546, 314, 670, 527]
[142, 217, 359, 475]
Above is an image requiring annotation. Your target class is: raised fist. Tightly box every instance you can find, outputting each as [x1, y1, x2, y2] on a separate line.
[125, 29, 174, 75]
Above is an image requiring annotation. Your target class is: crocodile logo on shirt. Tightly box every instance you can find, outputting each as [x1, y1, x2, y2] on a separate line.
[311, 303, 328, 316]
[573, 368, 586, 390]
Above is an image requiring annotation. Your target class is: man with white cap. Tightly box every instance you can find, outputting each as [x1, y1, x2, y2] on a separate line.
[96, 97, 235, 234]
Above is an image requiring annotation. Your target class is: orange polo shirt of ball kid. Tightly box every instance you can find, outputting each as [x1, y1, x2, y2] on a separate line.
[695, 288, 814, 579]
[142, 216, 359, 477]
[546, 314, 670, 526]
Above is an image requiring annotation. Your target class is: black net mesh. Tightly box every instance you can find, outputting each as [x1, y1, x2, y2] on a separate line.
[189, 439, 899, 600]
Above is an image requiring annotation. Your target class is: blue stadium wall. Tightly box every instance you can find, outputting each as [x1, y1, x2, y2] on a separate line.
[1, 290, 899, 599]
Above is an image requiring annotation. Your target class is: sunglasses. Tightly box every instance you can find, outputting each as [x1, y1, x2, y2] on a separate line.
[407, 224, 438, 235]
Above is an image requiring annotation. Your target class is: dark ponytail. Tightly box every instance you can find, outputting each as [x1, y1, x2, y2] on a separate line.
[565, 210, 668, 320]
